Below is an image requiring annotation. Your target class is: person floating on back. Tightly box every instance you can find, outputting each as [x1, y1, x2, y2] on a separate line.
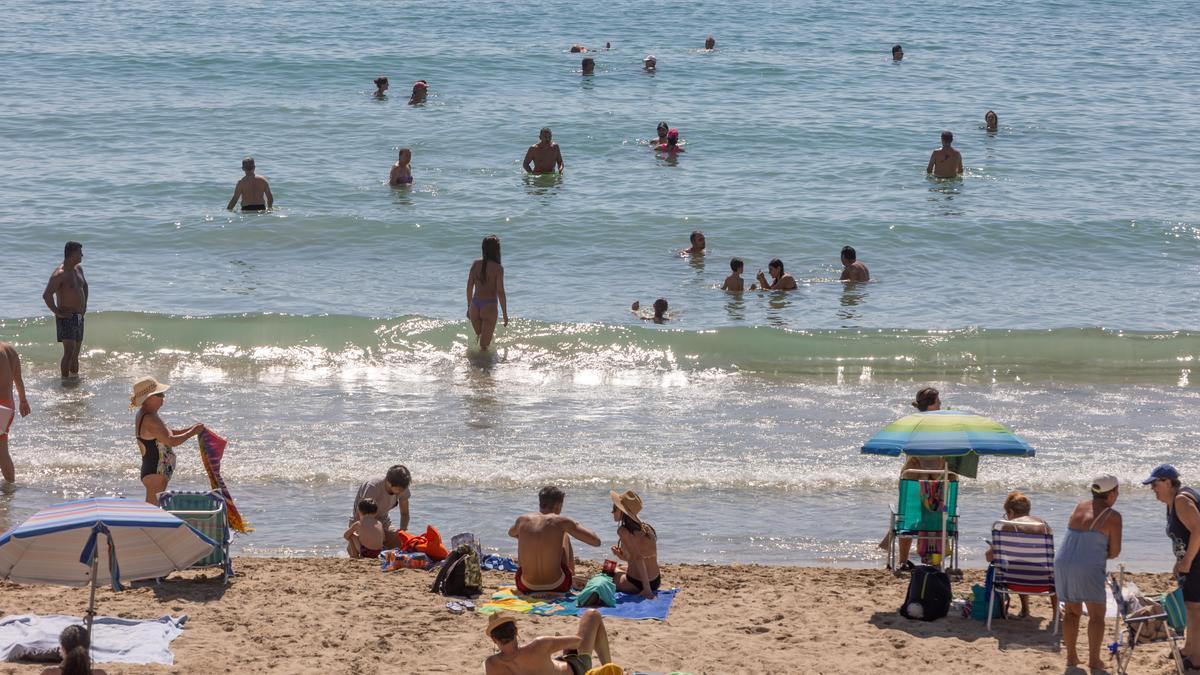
[373, 76, 388, 97]
[508, 486, 601, 593]
[703, 35, 716, 50]
[631, 299, 669, 324]
[840, 246, 870, 282]
[985, 110, 999, 132]
[756, 258, 798, 290]
[926, 131, 963, 178]
[722, 258, 745, 291]
[409, 80, 428, 105]
[523, 127, 564, 174]
[344, 497, 385, 560]
[581, 57, 595, 75]
[390, 148, 413, 187]
[466, 235, 509, 351]
[43, 241, 88, 379]
[892, 44, 903, 61]
[569, 44, 587, 53]
[0, 342, 31, 484]
[227, 157, 273, 211]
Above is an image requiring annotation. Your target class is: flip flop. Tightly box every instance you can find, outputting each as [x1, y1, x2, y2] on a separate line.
[460, 600, 476, 611]
[445, 601, 465, 614]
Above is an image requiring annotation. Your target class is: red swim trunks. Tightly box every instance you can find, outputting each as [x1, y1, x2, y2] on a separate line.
[515, 561, 573, 594]
[0, 399, 13, 440]
[359, 546, 382, 559]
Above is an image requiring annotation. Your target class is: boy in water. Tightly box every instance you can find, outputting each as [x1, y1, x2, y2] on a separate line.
[631, 299, 669, 324]
[344, 498, 385, 559]
[722, 258, 745, 291]
[926, 131, 963, 178]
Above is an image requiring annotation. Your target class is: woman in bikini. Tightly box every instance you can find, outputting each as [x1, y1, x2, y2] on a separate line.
[466, 235, 508, 351]
[609, 490, 660, 599]
[130, 377, 205, 505]
[389, 148, 412, 187]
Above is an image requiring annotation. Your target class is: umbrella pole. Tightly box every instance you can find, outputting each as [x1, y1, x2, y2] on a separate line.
[941, 465, 949, 572]
[85, 543, 98, 671]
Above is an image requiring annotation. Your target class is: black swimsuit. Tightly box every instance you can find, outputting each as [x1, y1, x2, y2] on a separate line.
[626, 574, 661, 594]
[137, 414, 171, 479]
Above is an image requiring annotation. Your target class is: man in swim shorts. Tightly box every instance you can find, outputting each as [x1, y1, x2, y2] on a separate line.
[0, 342, 31, 484]
[226, 157, 274, 211]
[483, 611, 612, 675]
[523, 128, 565, 174]
[347, 464, 412, 556]
[508, 486, 600, 593]
[840, 246, 870, 282]
[926, 131, 963, 178]
[42, 241, 88, 379]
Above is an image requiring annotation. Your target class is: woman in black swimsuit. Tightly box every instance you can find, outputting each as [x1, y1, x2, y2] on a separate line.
[130, 377, 205, 504]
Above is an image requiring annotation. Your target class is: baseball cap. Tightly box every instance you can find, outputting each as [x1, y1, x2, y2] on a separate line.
[1141, 464, 1179, 485]
[1091, 475, 1119, 494]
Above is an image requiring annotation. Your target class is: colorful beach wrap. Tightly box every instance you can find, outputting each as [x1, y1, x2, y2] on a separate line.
[197, 429, 251, 533]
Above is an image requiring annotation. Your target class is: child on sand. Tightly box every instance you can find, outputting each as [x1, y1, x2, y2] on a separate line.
[344, 498, 385, 559]
[722, 258, 745, 291]
[389, 148, 413, 186]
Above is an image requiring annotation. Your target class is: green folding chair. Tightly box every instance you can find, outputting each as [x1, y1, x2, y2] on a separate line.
[888, 476, 959, 574]
[1109, 566, 1185, 674]
[158, 490, 234, 583]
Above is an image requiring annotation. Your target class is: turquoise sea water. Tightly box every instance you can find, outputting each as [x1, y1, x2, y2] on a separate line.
[0, 0, 1198, 568]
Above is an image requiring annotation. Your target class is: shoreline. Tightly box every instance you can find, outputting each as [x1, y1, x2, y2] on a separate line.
[0, 558, 1184, 674]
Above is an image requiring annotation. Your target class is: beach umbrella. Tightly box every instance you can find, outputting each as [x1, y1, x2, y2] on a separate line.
[0, 498, 216, 667]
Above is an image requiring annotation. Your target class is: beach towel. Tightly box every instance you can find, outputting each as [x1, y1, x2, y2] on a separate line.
[919, 480, 946, 513]
[0, 614, 186, 665]
[476, 587, 575, 617]
[379, 550, 433, 571]
[589, 589, 679, 621]
[480, 554, 518, 572]
[197, 429, 251, 533]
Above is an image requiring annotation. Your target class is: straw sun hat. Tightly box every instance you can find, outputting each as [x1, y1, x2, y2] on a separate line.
[129, 376, 170, 409]
[610, 490, 643, 524]
[485, 612, 516, 637]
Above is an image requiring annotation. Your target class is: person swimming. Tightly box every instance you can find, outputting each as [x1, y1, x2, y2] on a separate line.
[985, 110, 999, 132]
[389, 148, 413, 186]
[657, 128, 684, 153]
[643, 55, 656, 71]
[926, 130, 963, 178]
[652, 122, 669, 146]
[631, 299, 669, 324]
[373, 76, 389, 97]
[409, 80, 428, 105]
[582, 57, 595, 75]
[892, 44, 903, 61]
[703, 35, 716, 50]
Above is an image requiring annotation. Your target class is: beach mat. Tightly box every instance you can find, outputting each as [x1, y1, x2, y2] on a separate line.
[590, 589, 678, 621]
[0, 614, 186, 664]
[476, 587, 679, 620]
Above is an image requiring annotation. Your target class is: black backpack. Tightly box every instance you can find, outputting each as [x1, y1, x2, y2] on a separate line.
[899, 565, 951, 621]
[430, 544, 482, 597]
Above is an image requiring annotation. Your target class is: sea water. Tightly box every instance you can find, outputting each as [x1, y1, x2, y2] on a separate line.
[0, 0, 1197, 569]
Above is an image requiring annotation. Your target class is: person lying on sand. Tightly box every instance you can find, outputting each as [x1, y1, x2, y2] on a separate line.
[631, 299, 669, 323]
[609, 490, 660, 599]
[344, 498, 385, 559]
[484, 611, 611, 675]
[508, 486, 601, 593]
[348, 464, 411, 556]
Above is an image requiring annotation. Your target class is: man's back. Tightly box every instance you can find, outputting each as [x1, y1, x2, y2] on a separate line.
[484, 638, 571, 675]
[514, 512, 568, 581]
[928, 147, 963, 178]
[238, 174, 270, 205]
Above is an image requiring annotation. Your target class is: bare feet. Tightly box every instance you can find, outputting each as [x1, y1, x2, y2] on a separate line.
[1087, 660, 1108, 672]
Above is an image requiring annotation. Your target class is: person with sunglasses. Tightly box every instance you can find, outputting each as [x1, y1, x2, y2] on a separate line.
[130, 377, 205, 504]
[1146, 464, 1200, 669]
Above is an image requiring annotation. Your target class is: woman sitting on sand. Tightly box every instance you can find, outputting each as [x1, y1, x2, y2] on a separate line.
[984, 491, 1053, 618]
[131, 377, 205, 504]
[41, 624, 107, 675]
[609, 490, 659, 599]
[466, 235, 508, 351]
[1055, 475, 1122, 671]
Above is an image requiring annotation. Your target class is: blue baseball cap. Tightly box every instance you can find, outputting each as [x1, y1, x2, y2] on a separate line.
[1142, 464, 1179, 485]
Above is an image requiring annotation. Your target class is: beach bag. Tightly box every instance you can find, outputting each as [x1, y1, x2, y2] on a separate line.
[900, 565, 951, 621]
[968, 565, 1007, 620]
[430, 544, 482, 597]
[576, 574, 617, 608]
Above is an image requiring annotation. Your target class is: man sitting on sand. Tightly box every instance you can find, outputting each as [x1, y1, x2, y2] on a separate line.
[226, 157, 274, 211]
[347, 465, 411, 557]
[840, 246, 869, 282]
[523, 128, 565, 174]
[483, 611, 611, 675]
[508, 486, 600, 593]
[926, 131, 963, 178]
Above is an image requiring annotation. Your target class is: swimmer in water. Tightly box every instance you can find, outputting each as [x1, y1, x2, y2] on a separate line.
[840, 246, 870, 282]
[682, 230, 705, 256]
[926, 130, 963, 178]
[373, 76, 389, 97]
[652, 122, 669, 146]
[704, 35, 716, 50]
[657, 128, 684, 154]
[570, 44, 587, 53]
[631, 299, 669, 324]
[985, 110, 999, 132]
[409, 80, 428, 105]
[582, 57, 595, 75]
[722, 258, 745, 292]
[643, 55, 656, 71]
[523, 127, 564, 174]
[226, 157, 273, 211]
[389, 148, 413, 187]
[756, 259, 798, 291]
[892, 44, 903, 61]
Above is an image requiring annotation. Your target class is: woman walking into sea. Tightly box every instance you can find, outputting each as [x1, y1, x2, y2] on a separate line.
[466, 235, 508, 351]
[1055, 475, 1122, 671]
[131, 377, 205, 504]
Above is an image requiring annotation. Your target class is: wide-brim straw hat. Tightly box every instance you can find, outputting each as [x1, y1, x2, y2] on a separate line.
[486, 612, 516, 637]
[130, 376, 170, 409]
[610, 489, 643, 524]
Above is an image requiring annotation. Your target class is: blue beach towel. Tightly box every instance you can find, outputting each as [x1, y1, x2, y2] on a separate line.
[586, 588, 679, 620]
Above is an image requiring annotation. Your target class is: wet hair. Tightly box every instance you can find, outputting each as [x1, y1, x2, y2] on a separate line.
[941, 130, 953, 144]
[912, 387, 940, 412]
[479, 235, 501, 283]
[64, 241, 82, 257]
[385, 464, 411, 489]
[398, 147, 411, 161]
[539, 485, 565, 511]
[59, 624, 89, 675]
[652, 298, 668, 317]
[582, 57, 595, 70]
[490, 621, 517, 644]
[540, 126, 551, 136]
[730, 257, 744, 272]
[768, 258, 784, 272]
[374, 76, 388, 87]
[357, 497, 378, 515]
[657, 121, 669, 134]
[242, 156, 255, 171]
[841, 245, 856, 262]
[892, 44, 903, 55]
[690, 230, 704, 246]
[1003, 491, 1031, 517]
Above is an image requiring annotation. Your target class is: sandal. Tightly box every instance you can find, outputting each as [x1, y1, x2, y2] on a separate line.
[445, 601, 465, 615]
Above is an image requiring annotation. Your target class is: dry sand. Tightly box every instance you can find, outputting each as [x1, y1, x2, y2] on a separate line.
[0, 559, 1184, 674]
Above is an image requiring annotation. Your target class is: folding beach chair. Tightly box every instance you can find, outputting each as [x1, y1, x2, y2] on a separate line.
[986, 520, 1058, 632]
[1108, 565, 1185, 675]
[887, 474, 959, 574]
[158, 490, 234, 583]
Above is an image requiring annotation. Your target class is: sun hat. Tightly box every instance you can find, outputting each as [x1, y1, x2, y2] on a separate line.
[485, 612, 516, 637]
[129, 376, 170, 409]
[1091, 474, 1119, 495]
[610, 490, 643, 523]
[1142, 464, 1180, 485]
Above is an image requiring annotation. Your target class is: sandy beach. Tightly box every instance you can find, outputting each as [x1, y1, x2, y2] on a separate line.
[0, 558, 1184, 674]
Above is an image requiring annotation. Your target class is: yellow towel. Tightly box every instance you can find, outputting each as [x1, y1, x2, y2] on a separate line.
[584, 665, 624, 675]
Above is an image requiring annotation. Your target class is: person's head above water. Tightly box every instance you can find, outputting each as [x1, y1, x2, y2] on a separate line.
[730, 257, 744, 273]
[704, 35, 716, 50]
[912, 387, 940, 412]
[569, 44, 586, 53]
[841, 245, 857, 265]
[398, 147, 411, 163]
[656, 121, 669, 139]
[892, 44, 903, 61]
[652, 298, 668, 319]
[768, 258, 784, 277]
[581, 57, 595, 74]
[643, 55, 656, 70]
[667, 128, 680, 147]
[242, 156, 255, 174]
[689, 230, 705, 248]
[374, 76, 389, 93]
[409, 80, 427, 103]
[985, 110, 998, 131]
[539, 485, 565, 513]
[941, 130, 954, 146]
[539, 127, 552, 143]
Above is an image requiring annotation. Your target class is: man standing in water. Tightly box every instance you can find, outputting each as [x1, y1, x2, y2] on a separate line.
[0, 342, 31, 484]
[226, 157, 273, 211]
[508, 486, 601, 593]
[892, 44, 904, 61]
[840, 246, 870, 282]
[926, 131, 963, 178]
[42, 241, 88, 379]
[522, 128, 564, 174]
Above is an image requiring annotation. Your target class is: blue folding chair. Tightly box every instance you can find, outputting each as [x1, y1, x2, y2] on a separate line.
[158, 490, 234, 583]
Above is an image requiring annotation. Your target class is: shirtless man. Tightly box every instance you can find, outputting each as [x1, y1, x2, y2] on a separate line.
[926, 131, 963, 178]
[508, 486, 600, 593]
[682, 230, 705, 255]
[704, 35, 716, 50]
[0, 343, 31, 483]
[483, 611, 612, 675]
[42, 241, 88, 379]
[523, 128, 564, 174]
[756, 258, 798, 290]
[226, 157, 274, 211]
[581, 57, 595, 75]
[840, 246, 870, 282]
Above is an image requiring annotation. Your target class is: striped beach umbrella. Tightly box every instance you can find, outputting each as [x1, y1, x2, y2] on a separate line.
[861, 410, 1036, 461]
